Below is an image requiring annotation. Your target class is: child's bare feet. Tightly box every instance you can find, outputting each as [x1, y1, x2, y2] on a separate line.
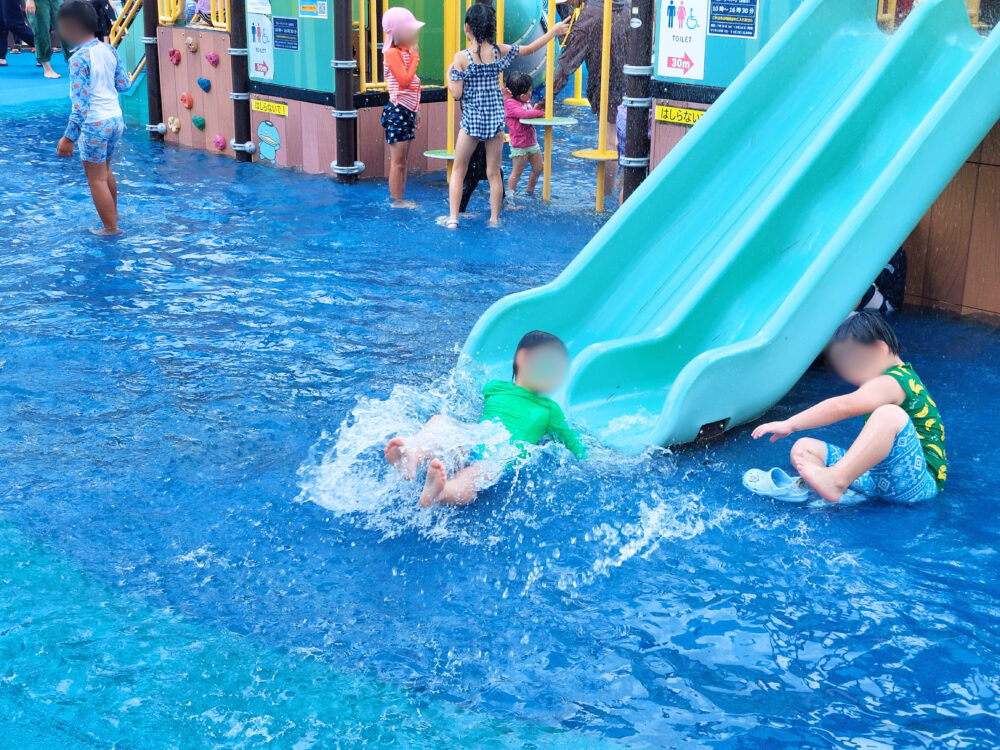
[384, 436, 418, 480]
[90, 227, 122, 236]
[795, 459, 847, 503]
[390, 199, 418, 209]
[42, 62, 60, 79]
[419, 459, 447, 507]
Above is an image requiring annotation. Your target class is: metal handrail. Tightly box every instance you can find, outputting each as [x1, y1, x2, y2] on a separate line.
[110, 0, 142, 46]
[210, 0, 230, 32]
[157, 0, 182, 25]
[356, 0, 388, 93]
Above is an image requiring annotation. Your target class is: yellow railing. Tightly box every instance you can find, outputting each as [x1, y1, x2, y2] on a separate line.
[158, 0, 182, 25]
[110, 0, 142, 46]
[130, 56, 147, 84]
[210, 0, 230, 31]
[879, 0, 985, 29]
[356, 0, 388, 93]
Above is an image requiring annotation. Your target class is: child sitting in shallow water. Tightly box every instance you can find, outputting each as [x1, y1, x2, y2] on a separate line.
[385, 331, 586, 507]
[753, 311, 946, 503]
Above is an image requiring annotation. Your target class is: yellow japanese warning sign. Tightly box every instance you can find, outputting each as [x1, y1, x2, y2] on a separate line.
[251, 99, 288, 117]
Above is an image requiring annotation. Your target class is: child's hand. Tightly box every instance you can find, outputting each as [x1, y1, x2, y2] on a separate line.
[25, 0, 35, 14]
[752, 420, 793, 442]
[551, 19, 570, 37]
[57, 137, 75, 158]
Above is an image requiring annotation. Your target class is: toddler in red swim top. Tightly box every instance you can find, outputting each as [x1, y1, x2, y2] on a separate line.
[503, 71, 545, 202]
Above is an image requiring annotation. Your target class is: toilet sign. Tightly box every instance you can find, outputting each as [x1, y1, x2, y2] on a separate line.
[655, 0, 708, 81]
[248, 13, 274, 81]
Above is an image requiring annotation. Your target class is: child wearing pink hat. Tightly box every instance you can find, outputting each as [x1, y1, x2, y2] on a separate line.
[381, 6, 424, 208]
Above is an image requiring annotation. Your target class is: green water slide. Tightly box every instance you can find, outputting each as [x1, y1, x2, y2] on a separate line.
[463, 0, 1000, 454]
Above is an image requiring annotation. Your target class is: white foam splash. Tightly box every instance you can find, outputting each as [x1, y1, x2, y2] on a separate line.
[296, 371, 735, 586]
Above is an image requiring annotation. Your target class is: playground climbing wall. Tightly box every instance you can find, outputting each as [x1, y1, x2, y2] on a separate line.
[157, 27, 237, 158]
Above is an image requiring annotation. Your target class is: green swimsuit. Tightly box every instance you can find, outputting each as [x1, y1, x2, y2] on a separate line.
[883, 363, 947, 488]
[478, 380, 587, 459]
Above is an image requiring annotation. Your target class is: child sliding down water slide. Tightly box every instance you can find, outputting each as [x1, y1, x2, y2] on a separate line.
[385, 331, 587, 508]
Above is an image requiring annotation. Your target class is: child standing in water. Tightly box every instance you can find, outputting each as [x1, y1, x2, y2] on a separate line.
[381, 7, 424, 209]
[503, 72, 544, 202]
[444, 4, 568, 228]
[385, 331, 587, 507]
[55, 1, 129, 235]
[753, 311, 946, 503]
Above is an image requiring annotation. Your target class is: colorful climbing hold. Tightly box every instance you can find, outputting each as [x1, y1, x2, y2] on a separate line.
[205, 52, 220, 67]
[197, 77, 211, 93]
[168, 48, 181, 65]
[213, 134, 227, 150]
[192, 116, 206, 130]
[185, 36, 198, 53]
[180, 92, 194, 109]
[167, 116, 181, 133]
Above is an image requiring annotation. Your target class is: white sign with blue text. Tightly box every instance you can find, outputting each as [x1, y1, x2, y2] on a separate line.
[655, 0, 708, 81]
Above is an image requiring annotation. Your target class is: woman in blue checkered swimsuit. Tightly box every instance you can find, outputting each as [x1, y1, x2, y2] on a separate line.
[444, 3, 568, 229]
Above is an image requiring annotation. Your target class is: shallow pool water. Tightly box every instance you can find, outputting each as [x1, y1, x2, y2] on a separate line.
[2, 108, 999, 749]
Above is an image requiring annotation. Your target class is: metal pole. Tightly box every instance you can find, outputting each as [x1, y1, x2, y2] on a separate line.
[141, 0, 163, 140]
[621, 0, 653, 201]
[229, 0, 251, 162]
[332, 0, 360, 182]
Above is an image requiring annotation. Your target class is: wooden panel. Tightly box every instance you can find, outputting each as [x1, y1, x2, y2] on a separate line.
[980, 121, 1000, 167]
[922, 162, 978, 307]
[357, 105, 386, 179]
[250, 95, 301, 169]
[182, 31, 206, 152]
[902, 212, 932, 299]
[199, 31, 235, 157]
[963, 165, 1000, 314]
[423, 100, 448, 174]
[158, 27, 180, 147]
[649, 100, 696, 170]
[156, 28, 236, 157]
[300, 100, 336, 175]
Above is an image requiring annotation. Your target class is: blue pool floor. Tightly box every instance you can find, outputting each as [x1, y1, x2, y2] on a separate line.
[0, 46, 70, 111]
[1, 105, 999, 749]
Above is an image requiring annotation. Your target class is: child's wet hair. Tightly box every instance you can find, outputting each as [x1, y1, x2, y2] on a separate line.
[57, 0, 101, 35]
[465, 2, 497, 44]
[506, 72, 534, 99]
[831, 310, 901, 355]
[513, 330, 568, 378]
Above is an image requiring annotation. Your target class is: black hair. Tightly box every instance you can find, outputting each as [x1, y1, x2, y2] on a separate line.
[506, 71, 534, 99]
[512, 330, 568, 378]
[831, 310, 901, 355]
[57, 0, 101, 35]
[465, 2, 496, 45]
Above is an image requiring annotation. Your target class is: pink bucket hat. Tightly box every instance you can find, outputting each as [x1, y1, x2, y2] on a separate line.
[382, 6, 424, 50]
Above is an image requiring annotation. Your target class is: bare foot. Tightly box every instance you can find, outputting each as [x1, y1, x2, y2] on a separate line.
[390, 199, 418, 209]
[796, 460, 847, 503]
[90, 227, 122, 236]
[487, 219, 500, 228]
[42, 64, 61, 79]
[419, 459, 447, 508]
[384, 436, 418, 480]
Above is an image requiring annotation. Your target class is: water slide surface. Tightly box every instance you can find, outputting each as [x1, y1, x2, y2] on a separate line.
[463, 0, 1000, 454]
